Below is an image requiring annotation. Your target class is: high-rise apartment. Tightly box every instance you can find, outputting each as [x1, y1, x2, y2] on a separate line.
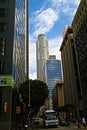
[72, 0, 87, 113]
[0, 0, 15, 74]
[36, 34, 49, 81]
[45, 55, 62, 97]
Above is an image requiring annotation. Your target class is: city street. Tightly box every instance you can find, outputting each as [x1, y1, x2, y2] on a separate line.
[29, 123, 87, 130]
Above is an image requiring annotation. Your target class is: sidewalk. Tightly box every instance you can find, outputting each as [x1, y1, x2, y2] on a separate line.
[70, 123, 87, 129]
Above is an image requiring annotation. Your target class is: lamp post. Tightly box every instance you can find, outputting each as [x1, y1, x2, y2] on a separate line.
[25, 0, 31, 129]
[25, 0, 30, 106]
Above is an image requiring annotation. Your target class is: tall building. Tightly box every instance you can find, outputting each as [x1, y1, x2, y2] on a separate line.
[45, 55, 62, 97]
[13, 0, 26, 87]
[0, 0, 15, 74]
[0, 0, 15, 129]
[72, 0, 87, 113]
[60, 26, 79, 116]
[36, 34, 49, 81]
[13, 34, 26, 88]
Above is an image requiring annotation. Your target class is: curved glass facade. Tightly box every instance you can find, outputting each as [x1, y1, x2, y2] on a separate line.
[45, 59, 62, 97]
[14, 0, 25, 39]
[13, 0, 26, 87]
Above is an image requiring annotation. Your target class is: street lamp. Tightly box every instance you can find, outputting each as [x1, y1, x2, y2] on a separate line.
[25, 0, 31, 129]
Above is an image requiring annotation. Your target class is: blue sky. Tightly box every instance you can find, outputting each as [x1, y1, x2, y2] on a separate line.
[29, 0, 81, 79]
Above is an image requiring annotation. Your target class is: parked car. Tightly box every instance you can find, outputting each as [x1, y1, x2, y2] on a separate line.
[31, 117, 43, 128]
[59, 118, 70, 126]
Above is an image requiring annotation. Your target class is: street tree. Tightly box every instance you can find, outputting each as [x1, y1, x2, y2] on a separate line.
[19, 79, 48, 114]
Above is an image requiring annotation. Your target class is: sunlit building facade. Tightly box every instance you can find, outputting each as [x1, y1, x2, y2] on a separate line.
[36, 34, 49, 81]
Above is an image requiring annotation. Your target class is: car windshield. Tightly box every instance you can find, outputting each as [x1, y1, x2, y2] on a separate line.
[46, 115, 57, 120]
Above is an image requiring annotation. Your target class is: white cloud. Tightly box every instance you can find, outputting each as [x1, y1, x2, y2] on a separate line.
[48, 36, 63, 60]
[48, 0, 81, 18]
[33, 8, 58, 37]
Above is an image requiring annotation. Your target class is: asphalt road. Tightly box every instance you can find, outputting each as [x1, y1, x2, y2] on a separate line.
[28, 123, 87, 130]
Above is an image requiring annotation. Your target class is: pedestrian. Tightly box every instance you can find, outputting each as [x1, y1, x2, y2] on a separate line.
[82, 117, 86, 129]
[77, 119, 81, 129]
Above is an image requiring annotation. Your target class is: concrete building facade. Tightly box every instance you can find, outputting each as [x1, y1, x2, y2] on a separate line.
[60, 26, 79, 115]
[52, 81, 64, 111]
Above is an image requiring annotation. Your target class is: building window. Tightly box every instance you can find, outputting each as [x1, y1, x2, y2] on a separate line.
[0, 23, 6, 32]
[0, 0, 8, 2]
[0, 38, 5, 55]
[0, 8, 8, 17]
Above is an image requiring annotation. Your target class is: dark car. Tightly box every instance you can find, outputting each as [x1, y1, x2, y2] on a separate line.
[31, 118, 39, 128]
[59, 118, 70, 126]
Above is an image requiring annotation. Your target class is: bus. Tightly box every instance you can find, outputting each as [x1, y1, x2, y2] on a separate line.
[43, 110, 59, 127]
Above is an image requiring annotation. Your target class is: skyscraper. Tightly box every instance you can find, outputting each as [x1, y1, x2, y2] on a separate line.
[0, 0, 15, 74]
[45, 55, 62, 97]
[0, 0, 15, 129]
[36, 34, 49, 81]
[13, 0, 26, 87]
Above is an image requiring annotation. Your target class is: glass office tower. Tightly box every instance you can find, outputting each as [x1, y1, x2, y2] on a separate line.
[13, 0, 26, 87]
[45, 55, 62, 97]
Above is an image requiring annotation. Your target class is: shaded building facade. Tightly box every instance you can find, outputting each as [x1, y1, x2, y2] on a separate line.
[0, 0, 15, 74]
[60, 26, 79, 115]
[0, 0, 15, 130]
[72, 0, 87, 114]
